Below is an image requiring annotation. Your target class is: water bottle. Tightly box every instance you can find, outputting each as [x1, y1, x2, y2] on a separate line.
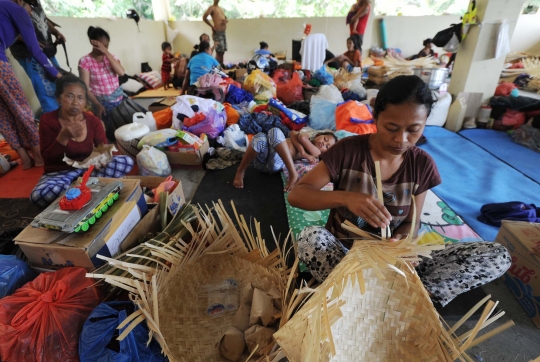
[132, 112, 157, 132]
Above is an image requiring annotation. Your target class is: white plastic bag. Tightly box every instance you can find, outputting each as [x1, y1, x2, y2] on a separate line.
[317, 85, 344, 103]
[171, 95, 225, 130]
[496, 19, 511, 59]
[136, 145, 171, 177]
[223, 124, 249, 152]
[443, 33, 460, 53]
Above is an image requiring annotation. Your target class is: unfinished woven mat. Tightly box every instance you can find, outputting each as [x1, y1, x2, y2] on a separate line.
[274, 228, 513, 362]
[88, 200, 300, 362]
[274, 162, 514, 362]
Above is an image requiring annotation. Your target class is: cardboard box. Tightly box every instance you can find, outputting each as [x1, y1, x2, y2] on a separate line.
[148, 97, 177, 112]
[496, 220, 540, 328]
[123, 175, 186, 217]
[164, 139, 210, 167]
[235, 69, 247, 81]
[15, 178, 148, 271]
[120, 204, 160, 253]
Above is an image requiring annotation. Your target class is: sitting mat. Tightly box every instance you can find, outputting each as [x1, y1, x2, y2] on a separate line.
[460, 128, 540, 183]
[419, 126, 540, 242]
[191, 163, 290, 253]
[133, 87, 181, 98]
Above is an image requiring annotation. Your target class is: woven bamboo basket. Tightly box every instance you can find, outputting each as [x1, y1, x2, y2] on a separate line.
[87, 200, 301, 362]
[273, 162, 514, 362]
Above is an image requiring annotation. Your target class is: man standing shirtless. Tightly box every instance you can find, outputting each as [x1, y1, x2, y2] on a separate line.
[203, 0, 228, 65]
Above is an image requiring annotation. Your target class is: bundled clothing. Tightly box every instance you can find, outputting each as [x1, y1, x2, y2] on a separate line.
[512, 124, 540, 152]
[238, 112, 290, 138]
[225, 85, 254, 104]
[478, 201, 540, 226]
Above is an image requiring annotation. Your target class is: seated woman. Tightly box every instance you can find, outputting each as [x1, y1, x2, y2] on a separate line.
[255, 41, 273, 56]
[288, 75, 511, 307]
[31, 75, 134, 208]
[181, 41, 220, 95]
[190, 33, 216, 58]
[79, 26, 125, 141]
[324, 37, 361, 71]
[418, 38, 435, 58]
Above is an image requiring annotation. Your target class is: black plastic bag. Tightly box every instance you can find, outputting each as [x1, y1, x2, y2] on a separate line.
[433, 23, 462, 48]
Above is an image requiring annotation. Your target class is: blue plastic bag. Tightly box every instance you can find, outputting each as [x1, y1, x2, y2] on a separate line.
[308, 95, 337, 131]
[79, 302, 167, 362]
[0, 255, 36, 298]
[313, 66, 334, 85]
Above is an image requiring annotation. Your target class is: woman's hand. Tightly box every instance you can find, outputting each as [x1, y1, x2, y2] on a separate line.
[345, 192, 392, 229]
[91, 40, 108, 54]
[57, 118, 86, 145]
[95, 104, 106, 119]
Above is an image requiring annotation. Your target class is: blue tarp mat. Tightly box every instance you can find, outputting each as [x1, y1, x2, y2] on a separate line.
[419, 126, 540, 242]
[460, 128, 540, 183]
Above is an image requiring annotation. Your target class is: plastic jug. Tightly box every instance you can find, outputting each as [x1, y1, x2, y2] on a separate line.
[445, 96, 467, 132]
[133, 112, 157, 132]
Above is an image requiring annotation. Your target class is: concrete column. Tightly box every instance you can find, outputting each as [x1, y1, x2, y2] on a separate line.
[151, 0, 171, 22]
[448, 0, 524, 102]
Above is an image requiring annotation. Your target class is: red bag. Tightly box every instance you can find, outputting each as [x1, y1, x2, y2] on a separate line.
[274, 70, 304, 106]
[335, 101, 377, 135]
[0, 267, 103, 362]
[281, 112, 306, 131]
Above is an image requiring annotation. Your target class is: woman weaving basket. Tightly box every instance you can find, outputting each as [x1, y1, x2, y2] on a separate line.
[30, 75, 133, 208]
[288, 75, 511, 307]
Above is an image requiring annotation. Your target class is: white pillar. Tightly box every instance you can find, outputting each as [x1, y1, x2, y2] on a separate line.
[448, 0, 524, 102]
[152, 0, 171, 22]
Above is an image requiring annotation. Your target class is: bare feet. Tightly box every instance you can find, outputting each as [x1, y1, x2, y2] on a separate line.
[233, 172, 244, 188]
[16, 147, 32, 170]
[284, 172, 299, 192]
[30, 146, 44, 167]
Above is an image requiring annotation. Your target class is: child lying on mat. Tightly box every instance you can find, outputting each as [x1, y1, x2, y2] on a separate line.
[233, 128, 337, 192]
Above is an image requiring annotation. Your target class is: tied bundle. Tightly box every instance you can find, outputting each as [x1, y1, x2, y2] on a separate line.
[384, 53, 436, 79]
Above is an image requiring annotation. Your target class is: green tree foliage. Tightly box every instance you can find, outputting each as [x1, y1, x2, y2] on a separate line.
[40, 0, 154, 19]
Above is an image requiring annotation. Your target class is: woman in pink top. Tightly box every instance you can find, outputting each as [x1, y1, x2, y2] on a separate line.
[78, 26, 125, 140]
[346, 0, 371, 51]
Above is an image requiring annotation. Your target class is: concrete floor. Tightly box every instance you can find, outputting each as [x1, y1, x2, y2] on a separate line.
[458, 279, 540, 361]
[172, 168, 540, 361]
